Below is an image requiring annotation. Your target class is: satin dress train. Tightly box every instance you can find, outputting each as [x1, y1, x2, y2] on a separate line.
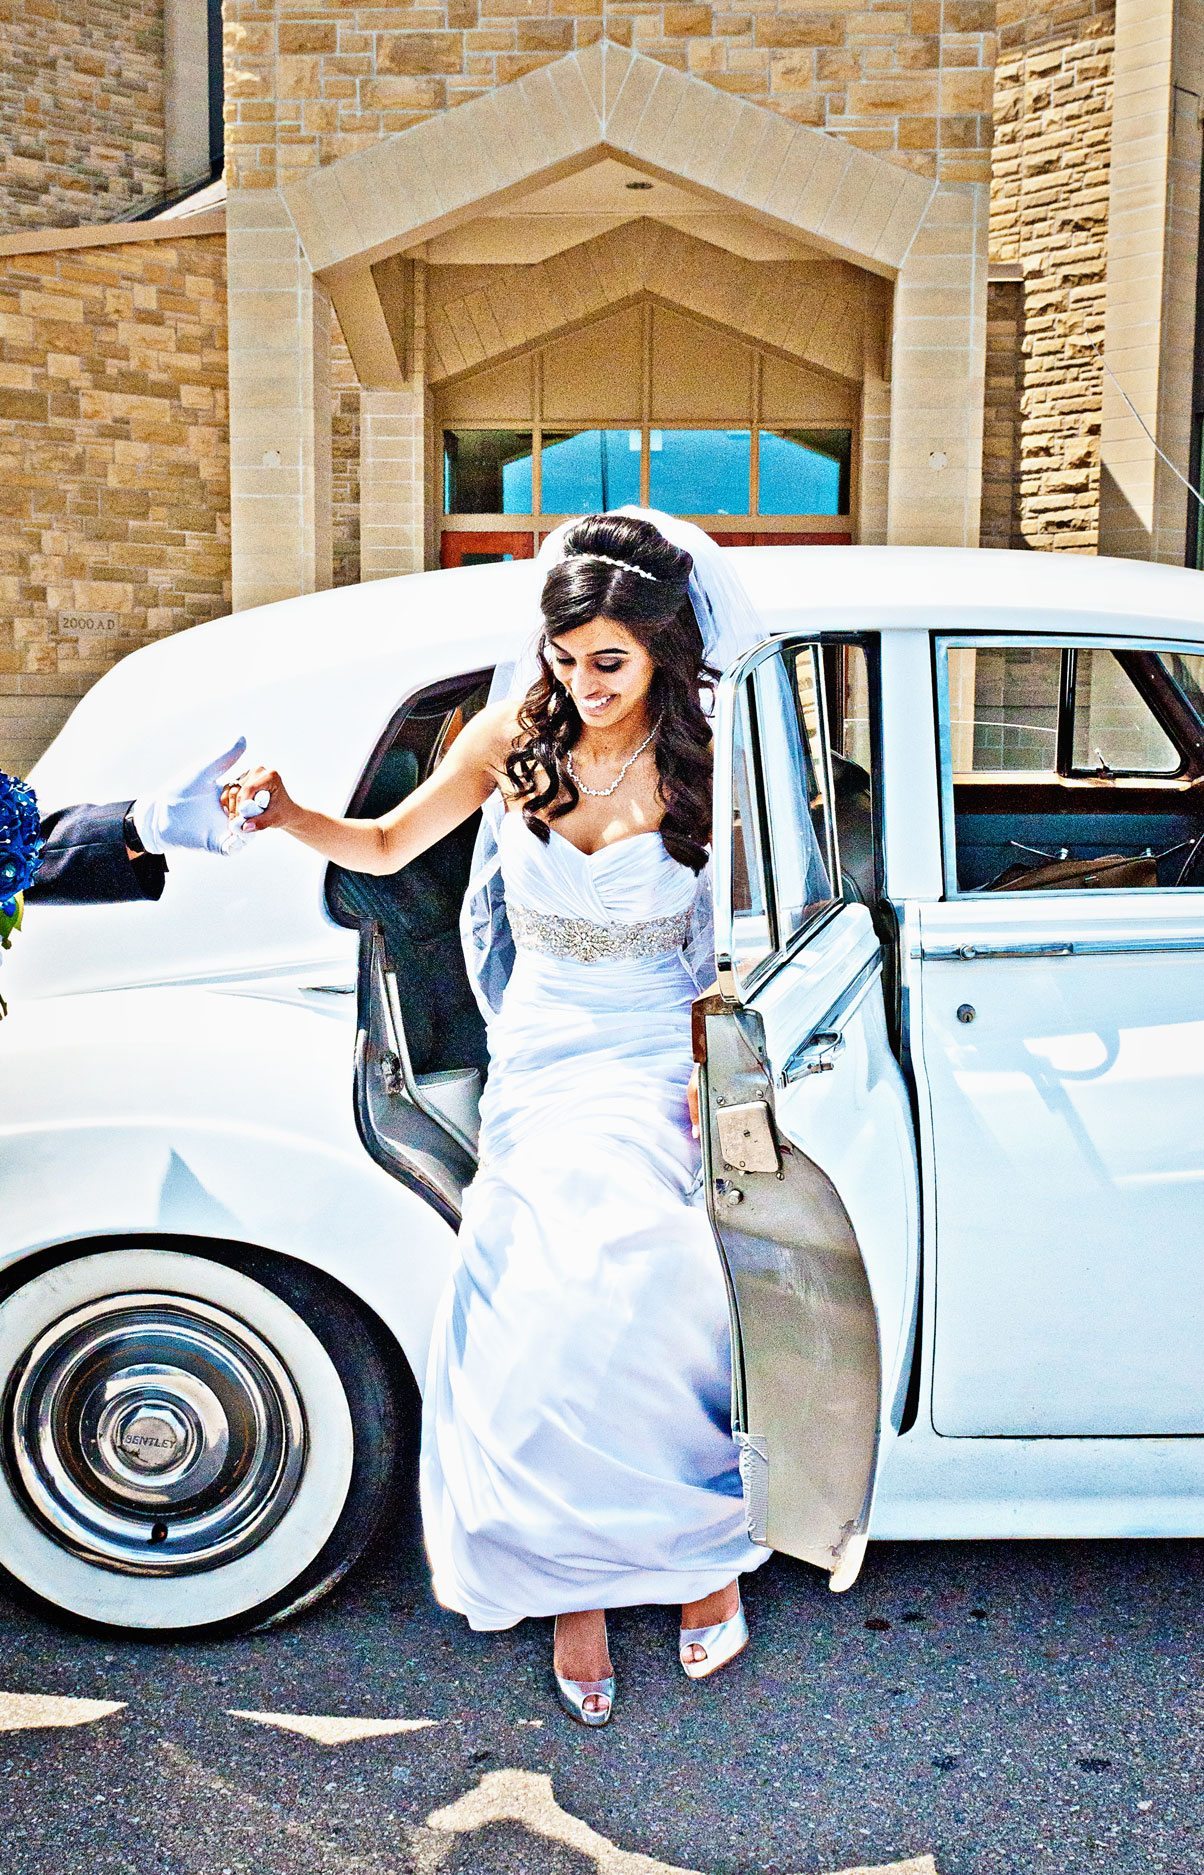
[419, 811, 770, 1630]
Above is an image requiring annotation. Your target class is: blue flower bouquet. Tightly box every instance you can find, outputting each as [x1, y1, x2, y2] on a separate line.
[0, 772, 43, 1016]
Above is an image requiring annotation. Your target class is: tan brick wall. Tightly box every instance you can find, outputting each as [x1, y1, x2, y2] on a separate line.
[986, 0, 1114, 551]
[332, 315, 361, 587]
[224, 3, 996, 189]
[0, 233, 230, 774]
[0, 0, 167, 235]
[980, 275, 1023, 549]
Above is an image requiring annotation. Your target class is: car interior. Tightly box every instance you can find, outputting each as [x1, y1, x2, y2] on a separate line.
[947, 645, 1204, 892]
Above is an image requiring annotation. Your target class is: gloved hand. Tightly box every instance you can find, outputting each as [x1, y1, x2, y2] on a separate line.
[130, 737, 248, 856]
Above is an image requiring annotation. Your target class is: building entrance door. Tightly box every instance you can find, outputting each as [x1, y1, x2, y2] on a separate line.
[709, 530, 852, 547]
[440, 530, 535, 568]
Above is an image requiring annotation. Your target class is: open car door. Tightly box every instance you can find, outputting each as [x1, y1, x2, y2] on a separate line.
[695, 636, 920, 1591]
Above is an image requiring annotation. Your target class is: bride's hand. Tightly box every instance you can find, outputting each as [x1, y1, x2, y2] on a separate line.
[220, 764, 300, 834]
[687, 1064, 701, 1141]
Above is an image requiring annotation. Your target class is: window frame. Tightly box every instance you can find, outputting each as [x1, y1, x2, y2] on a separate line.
[714, 636, 847, 1001]
[439, 419, 855, 536]
[934, 632, 1204, 901]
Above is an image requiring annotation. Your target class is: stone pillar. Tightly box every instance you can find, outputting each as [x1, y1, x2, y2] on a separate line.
[1100, 0, 1204, 563]
[887, 184, 990, 547]
[858, 377, 891, 545]
[359, 390, 428, 580]
[355, 261, 429, 581]
[226, 189, 333, 613]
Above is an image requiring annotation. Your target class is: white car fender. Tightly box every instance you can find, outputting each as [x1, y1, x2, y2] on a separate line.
[0, 984, 459, 1390]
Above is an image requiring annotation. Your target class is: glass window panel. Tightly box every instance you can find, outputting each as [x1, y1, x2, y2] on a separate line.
[648, 428, 751, 515]
[833, 643, 872, 773]
[730, 683, 773, 988]
[443, 430, 534, 515]
[1071, 652, 1178, 774]
[540, 429, 641, 513]
[756, 649, 836, 948]
[947, 645, 1061, 773]
[758, 428, 851, 517]
[1160, 649, 1204, 719]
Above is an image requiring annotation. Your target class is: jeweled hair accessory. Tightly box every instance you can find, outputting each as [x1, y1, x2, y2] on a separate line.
[566, 550, 660, 582]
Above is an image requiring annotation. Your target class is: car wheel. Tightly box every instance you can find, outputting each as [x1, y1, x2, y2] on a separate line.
[0, 1244, 403, 1635]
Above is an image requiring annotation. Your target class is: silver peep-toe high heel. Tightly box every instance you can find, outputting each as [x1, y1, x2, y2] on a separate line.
[554, 1670, 615, 1727]
[679, 1596, 749, 1681]
[553, 1616, 615, 1727]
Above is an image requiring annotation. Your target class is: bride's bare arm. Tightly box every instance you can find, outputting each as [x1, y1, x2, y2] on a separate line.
[224, 702, 519, 875]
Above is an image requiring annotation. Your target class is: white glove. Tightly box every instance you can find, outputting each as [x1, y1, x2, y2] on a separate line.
[130, 737, 248, 857]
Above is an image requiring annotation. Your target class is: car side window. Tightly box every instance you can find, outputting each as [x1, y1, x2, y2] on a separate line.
[727, 643, 841, 996]
[939, 638, 1204, 892]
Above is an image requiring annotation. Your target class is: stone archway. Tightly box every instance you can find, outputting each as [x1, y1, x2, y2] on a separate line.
[284, 42, 935, 298]
[226, 42, 988, 606]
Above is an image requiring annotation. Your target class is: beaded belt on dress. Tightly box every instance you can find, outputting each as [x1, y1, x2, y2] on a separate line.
[509, 900, 691, 963]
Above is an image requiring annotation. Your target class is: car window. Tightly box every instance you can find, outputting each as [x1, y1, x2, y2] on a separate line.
[730, 679, 773, 984]
[726, 644, 840, 995]
[948, 644, 1179, 777]
[939, 639, 1204, 893]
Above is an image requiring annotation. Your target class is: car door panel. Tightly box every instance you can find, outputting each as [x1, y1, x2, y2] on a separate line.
[701, 637, 920, 1589]
[354, 925, 476, 1229]
[917, 893, 1204, 1437]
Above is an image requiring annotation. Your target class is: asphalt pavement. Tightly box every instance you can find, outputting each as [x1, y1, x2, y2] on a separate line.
[2, 1501, 1203, 1875]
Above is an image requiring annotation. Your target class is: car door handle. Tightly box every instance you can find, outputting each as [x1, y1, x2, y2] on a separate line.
[781, 1030, 845, 1082]
[917, 942, 1074, 962]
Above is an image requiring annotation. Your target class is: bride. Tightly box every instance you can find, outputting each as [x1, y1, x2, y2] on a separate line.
[224, 509, 771, 1725]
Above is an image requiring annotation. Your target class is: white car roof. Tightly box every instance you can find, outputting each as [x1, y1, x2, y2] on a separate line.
[16, 545, 1204, 1003]
[32, 543, 1204, 802]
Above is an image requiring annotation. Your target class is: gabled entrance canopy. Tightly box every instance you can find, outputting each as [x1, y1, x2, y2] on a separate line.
[282, 41, 935, 387]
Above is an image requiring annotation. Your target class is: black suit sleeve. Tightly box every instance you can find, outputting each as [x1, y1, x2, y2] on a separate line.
[27, 801, 168, 905]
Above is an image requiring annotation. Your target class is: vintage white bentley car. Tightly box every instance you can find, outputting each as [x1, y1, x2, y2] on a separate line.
[3, 546, 1204, 1635]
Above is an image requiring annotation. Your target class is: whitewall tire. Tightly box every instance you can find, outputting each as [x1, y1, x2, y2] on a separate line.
[0, 1246, 401, 1634]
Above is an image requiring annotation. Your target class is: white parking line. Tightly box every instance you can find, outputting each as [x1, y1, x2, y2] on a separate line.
[0, 1691, 125, 1732]
[228, 1709, 440, 1744]
[427, 1768, 938, 1875]
[5, 1694, 938, 1875]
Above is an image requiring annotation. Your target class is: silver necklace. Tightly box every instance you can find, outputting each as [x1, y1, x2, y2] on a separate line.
[566, 720, 660, 798]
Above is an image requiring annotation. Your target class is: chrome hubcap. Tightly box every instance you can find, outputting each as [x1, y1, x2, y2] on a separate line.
[5, 1293, 307, 1575]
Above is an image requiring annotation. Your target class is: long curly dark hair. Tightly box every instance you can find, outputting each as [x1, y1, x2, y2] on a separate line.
[504, 514, 717, 873]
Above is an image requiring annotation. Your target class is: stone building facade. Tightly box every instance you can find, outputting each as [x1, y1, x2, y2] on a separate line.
[0, 0, 1202, 770]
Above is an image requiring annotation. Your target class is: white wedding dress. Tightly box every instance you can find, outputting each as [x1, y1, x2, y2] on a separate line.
[419, 809, 770, 1630]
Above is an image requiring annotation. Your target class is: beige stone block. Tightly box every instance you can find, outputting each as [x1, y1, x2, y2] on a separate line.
[478, 79, 559, 185]
[729, 106, 796, 211]
[843, 165, 915, 262]
[633, 70, 713, 174]
[292, 162, 368, 274]
[793, 138, 861, 238]
[517, 60, 588, 162]
[231, 465, 305, 498]
[872, 174, 938, 269]
[604, 47, 670, 148]
[377, 31, 461, 76]
[275, 54, 323, 101]
[545, 47, 605, 145]
[226, 257, 304, 295]
[421, 102, 499, 220]
[699, 97, 773, 200]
